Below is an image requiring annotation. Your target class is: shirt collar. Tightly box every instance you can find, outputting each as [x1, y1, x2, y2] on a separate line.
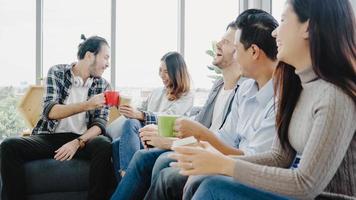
[296, 66, 318, 84]
[242, 79, 274, 107]
[255, 79, 274, 106]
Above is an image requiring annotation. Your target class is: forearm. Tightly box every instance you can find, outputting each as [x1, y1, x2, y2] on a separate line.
[200, 131, 244, 156]
[218, 156, 237, 176]
[48, 102, 89, 120]
[135, 111, 144, 121]
[79, 125, 102, 142]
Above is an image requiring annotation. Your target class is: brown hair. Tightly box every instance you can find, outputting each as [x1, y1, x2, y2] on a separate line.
[161, 52, 191, 101]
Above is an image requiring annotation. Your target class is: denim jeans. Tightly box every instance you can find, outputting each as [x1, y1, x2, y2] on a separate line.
[145, 166, 188, 200]
[110, 148, 171, 200]
[112, 118, 144, 179]
[192, 176, 293, 200]
[183, 175, 209, 200]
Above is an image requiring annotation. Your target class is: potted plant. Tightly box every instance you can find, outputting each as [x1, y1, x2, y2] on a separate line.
[205, 41, 222, 80]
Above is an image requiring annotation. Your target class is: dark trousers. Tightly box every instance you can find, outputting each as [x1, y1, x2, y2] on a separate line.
[144, 167, 188, 200]
[0, 133, 116, 200]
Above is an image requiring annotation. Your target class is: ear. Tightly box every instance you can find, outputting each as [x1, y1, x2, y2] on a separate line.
[250, 44, 260, 60]
[84, 51, 94, 60]
[301, 20, 309, 39]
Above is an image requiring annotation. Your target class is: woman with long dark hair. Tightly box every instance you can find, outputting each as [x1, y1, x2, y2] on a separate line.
[109, 51, 193, 178]
[170, 0, 356, 199]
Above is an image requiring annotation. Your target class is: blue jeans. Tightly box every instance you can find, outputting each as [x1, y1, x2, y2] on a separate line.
[192, 176, 293, 200]
[145, 166, 188, 200]
[183, 175, 209, 200]
[112, 118, 144, 179]
[110, 148, 172, 200]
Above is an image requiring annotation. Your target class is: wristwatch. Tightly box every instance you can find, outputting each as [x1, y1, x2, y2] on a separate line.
[76, 137, 86, 149]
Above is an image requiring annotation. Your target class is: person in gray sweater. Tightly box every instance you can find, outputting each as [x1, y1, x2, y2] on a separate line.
[170, 0, 356, 199]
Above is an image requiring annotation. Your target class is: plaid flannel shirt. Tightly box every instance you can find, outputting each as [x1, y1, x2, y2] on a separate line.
[32, 63, 110, 135]
[140, 111, 159, 125]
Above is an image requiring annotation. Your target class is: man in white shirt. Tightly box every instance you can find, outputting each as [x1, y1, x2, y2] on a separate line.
[110, 21, 244, 200]
[144, 9, 279, 200]
[1, 36, 116, 200]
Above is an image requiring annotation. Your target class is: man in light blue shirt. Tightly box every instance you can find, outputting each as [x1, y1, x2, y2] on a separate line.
[217, 78, 275, 156]
[144, 9, 280, 200]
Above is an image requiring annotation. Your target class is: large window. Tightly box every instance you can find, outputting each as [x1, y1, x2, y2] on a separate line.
[185, 0, 239, 91]
[0, 0, 36, 87]
[272, 0, 286, 23]
[43, 0, 111, 82]
[0, 0, 35, 138]
[115, 0, 178, 89]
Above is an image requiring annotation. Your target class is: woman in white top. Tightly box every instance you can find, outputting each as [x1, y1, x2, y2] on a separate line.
[110, 51, 194, 179]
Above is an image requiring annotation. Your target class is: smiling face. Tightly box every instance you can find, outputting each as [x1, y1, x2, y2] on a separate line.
[159, 61, 171, 88]
[88, 44, 110, 78]
[271, 3, 309, 67]
[213, 27, 237, 69]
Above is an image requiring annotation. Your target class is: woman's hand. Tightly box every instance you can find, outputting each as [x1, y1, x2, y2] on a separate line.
[54, 139, 80, 161]
[169, 142, 235, 176]
[174, 118, 208, 140]
[139, 124, 174, 149]
[119, 105, 144, 120]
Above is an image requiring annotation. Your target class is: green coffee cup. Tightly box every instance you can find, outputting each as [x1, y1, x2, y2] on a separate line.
[158, 114, 180, 137]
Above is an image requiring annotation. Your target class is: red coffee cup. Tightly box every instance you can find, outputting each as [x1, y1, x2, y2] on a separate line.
[104, 91, 120, 106]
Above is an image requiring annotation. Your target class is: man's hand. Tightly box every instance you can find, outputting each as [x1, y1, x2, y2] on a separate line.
[86, 93, 106, 111]
[174, 118, 207, 139]
[54, 140, 80, 161]
[119, 105, 144, 120]
[139, 124, 159, 148]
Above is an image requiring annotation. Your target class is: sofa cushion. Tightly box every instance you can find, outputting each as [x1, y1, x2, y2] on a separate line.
[27, 191, 87, 200]
[25, 159, 90, 194]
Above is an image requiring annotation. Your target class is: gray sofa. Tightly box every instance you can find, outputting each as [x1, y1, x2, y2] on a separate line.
[1, 158, 90, 200]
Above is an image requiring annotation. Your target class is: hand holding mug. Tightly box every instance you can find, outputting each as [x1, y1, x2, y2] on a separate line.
[119, 105, 144, 120]
[104, 91, 120, 107]
[174, 118, 207, 139]
[86, 93, 106, 110]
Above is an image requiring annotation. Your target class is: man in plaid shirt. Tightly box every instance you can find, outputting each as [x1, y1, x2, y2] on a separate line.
[1, 35, 116, 200]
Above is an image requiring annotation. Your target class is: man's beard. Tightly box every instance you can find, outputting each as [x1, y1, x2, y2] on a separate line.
[89, 58, 99, 78]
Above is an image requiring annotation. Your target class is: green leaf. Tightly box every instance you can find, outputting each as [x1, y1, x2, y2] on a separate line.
[212, 41, 218, 53]
[205, 50, 215, 58]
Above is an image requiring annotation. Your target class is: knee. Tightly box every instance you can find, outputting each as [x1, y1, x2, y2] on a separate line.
[122, 119, 141, 133]
[131, 149, 150, 164]
[197, 176, 224, 193]
[152, 153, 173, 179]
[154, 153, 172, 170]
[0, 137, 21, 155]
[184, 176, 205, 194]
[197, 177, 214, 188]
[88, 135, 112, 155]
[159, 167, 183, 186]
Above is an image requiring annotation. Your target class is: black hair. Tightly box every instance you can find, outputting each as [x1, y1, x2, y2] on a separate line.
[77, 34, 109, 60]
[226, 21, 238, 30]
[234, 9, 279, 60]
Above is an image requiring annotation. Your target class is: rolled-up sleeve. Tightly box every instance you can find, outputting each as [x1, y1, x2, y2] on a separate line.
[43, 67, 61, 120]
[88, 83, 110, 135]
